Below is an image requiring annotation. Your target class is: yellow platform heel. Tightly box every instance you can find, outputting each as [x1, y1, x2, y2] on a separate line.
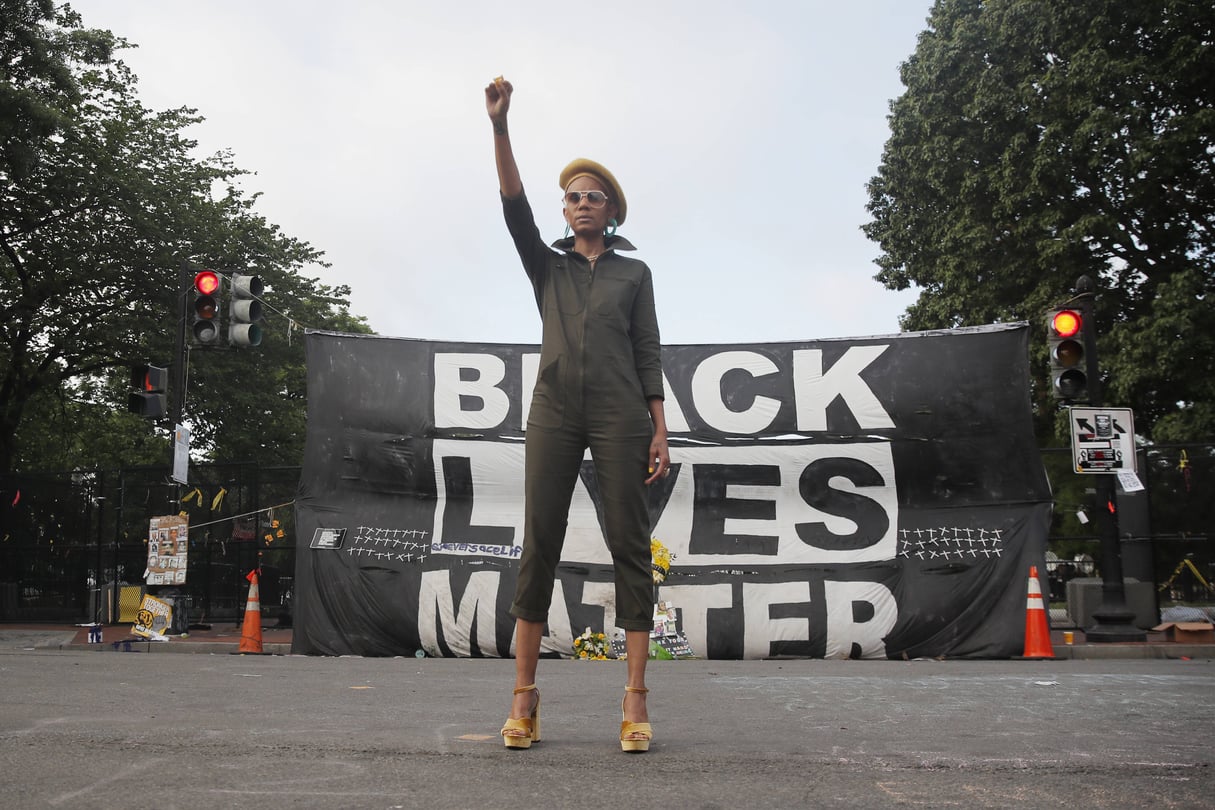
[620, 686, 652, 753]
[500, 684, 540, 749]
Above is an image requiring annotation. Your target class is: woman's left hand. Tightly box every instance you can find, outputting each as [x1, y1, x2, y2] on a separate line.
[645, 432, 671, 486]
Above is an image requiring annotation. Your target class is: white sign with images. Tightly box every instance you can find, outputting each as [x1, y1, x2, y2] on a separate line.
[1069, 407, 1136, 474]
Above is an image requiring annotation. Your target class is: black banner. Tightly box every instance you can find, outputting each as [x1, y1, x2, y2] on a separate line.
[293, 324, 1051, 658]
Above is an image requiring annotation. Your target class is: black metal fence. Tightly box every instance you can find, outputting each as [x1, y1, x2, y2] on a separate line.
[1, 444, 1212, 625]
[0, 462, 298, 625]
[1040, 443, 1214, 612]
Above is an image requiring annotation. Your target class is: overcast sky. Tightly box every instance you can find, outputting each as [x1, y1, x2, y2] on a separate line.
[71, 0, 933, 346]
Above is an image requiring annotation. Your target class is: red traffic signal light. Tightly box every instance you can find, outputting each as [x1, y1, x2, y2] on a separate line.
[192, 270, 222, 344]
[1051, 309, 1081, 339]
[1046, 308, 1088, 401]
[194, 270, 220, 296]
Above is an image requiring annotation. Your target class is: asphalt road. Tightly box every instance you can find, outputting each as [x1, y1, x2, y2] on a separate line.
[2, 649, 1212, 809]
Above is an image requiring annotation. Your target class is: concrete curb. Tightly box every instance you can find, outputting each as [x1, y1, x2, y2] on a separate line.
[1049, 642, 1214, 660]
[3, 627, 1212, 659]
[79, 639, 295, 655]
[0, 626, 293, 655]
[39, 641, 1215, 660]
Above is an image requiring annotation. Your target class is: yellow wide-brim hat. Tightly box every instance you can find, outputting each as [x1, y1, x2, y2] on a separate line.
[559, 158, 627, 225]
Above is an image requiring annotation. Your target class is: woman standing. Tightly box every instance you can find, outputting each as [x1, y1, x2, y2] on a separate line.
[485, 76, 670, 753]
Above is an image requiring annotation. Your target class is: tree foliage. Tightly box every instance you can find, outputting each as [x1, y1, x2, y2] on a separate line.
[864, 0, 1215, 442]
[0, 0, 370, 474]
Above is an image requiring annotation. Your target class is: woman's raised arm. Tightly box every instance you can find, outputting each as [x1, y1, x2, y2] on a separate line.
[485, 77, 522, 199]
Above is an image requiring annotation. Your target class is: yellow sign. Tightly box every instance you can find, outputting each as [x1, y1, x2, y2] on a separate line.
[132, 594, 174, 638]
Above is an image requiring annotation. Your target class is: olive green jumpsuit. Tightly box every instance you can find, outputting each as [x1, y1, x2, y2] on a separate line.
[502, 191, 664, 631]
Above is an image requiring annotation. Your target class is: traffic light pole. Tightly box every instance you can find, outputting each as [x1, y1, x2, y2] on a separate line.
[1073, 276, 1146, 642]
[172, 261, 189, 428]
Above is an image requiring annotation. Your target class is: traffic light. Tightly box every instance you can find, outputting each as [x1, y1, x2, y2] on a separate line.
[192, 270, 222, 345]
[128, 364, 167, 418]
[228, 274, 264, 347]
[1046, 307, 1089, 401]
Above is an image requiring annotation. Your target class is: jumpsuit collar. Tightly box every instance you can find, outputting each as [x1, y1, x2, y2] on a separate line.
[551, 233, 638, 256]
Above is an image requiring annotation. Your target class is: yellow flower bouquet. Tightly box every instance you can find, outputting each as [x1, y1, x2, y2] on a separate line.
[651, 537, 673, 584]
[573, 627, 611, 660]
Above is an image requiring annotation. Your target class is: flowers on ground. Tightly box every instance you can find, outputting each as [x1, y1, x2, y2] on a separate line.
[573, 627, 611, 660]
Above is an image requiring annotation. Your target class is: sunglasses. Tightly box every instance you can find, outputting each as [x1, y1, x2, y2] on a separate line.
[563, 190, 609, 207]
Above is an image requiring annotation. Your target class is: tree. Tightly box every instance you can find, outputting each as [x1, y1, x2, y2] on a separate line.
[0, 0, 369, 474]
[864, 0, 1215, 442]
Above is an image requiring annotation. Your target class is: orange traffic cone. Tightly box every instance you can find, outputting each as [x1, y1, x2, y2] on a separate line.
[1022, 565, 1055, 659]
[238, 569, 264, 654]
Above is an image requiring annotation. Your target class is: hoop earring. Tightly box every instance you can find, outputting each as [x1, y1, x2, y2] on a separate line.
[605, 218, 618, 237]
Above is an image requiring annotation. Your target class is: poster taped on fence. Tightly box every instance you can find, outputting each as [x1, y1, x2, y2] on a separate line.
[145, 514, 188, 585]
